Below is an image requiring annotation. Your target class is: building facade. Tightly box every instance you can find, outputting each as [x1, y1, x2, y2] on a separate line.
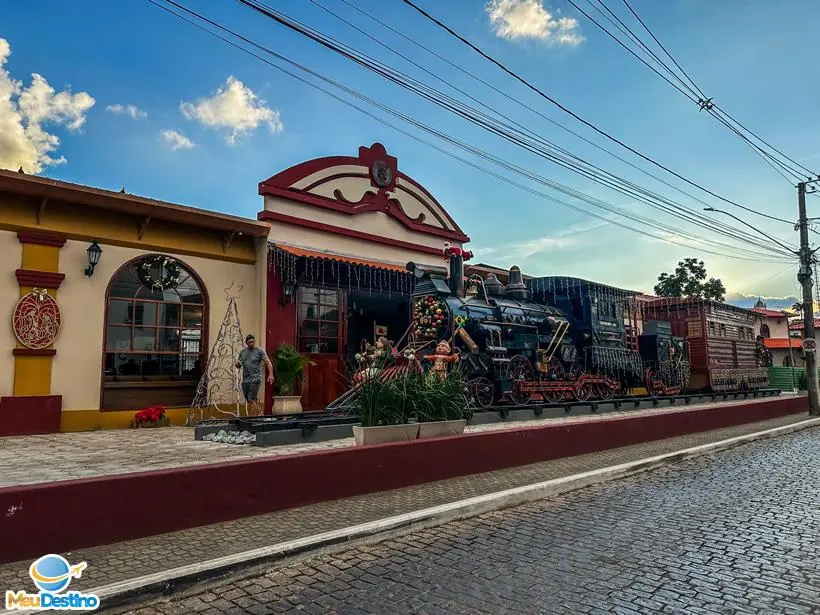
[259, 143, 470, 410]
[0, 142, 474, 430]
[0, 169, 269, 434]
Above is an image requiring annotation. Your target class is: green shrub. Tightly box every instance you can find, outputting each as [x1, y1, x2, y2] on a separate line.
[273, 344, 311, 396]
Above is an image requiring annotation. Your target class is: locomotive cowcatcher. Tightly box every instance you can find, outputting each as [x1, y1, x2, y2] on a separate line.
[406, 248, 691, 407]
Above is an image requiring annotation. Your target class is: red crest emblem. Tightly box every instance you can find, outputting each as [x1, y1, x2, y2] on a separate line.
[12, 288, 62, 350]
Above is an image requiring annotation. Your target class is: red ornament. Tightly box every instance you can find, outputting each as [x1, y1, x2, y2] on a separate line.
[12, 288, 61, 350]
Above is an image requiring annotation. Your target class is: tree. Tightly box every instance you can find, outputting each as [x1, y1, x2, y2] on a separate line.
[654, 258, 726, 302]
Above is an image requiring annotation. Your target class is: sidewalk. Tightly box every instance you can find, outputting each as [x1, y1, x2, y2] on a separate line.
[0, 412, 813, 608]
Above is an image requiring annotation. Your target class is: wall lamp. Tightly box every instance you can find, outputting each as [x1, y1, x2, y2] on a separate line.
[85, 240, 102, 277]
[280, 280, 296, 305]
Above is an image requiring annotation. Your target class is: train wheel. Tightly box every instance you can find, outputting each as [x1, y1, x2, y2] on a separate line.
[645, 368, 662, 397]
[507, 355, 535, 382]
[542, 386, 564, 404]
[596, 384, 614, 400]
[544, 357, 566, 381]
[573, 383, 593, 402]
[467, 377, 495, 409]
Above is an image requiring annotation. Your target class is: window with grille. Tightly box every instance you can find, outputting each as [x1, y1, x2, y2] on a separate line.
[102, 255, 206, 410]
[297, 287, 340, 354]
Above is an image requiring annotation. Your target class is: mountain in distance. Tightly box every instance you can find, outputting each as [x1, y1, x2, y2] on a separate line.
[726, 293, 799, 311]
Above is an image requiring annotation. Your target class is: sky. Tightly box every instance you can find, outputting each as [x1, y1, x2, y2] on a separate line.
[2, 0, 820, 304]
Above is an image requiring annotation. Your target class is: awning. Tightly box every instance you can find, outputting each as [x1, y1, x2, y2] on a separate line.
[271, 244, 409, 273]
[763, 338, 801, 349]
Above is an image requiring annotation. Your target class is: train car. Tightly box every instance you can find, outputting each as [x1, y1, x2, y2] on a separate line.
[529, 276, 690, 397]
[641, 297, 768, 392]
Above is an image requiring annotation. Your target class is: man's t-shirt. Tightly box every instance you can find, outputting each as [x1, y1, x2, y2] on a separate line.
[239, 347, 267, 383]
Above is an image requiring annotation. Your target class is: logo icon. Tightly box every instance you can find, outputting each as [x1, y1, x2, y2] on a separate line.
[29, 555, 86, 593]
[5, 554, 99, 611]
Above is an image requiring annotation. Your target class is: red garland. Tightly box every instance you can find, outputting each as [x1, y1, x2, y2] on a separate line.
[134, 405, 166, 424]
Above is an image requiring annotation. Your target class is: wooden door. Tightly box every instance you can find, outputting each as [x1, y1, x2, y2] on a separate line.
[301, 355, 346, 411]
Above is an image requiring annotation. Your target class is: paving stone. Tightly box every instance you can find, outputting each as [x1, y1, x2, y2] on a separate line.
[122, 425, 818, 615]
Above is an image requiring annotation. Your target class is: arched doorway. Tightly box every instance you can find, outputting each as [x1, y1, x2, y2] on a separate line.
[101, 254, 209, 410]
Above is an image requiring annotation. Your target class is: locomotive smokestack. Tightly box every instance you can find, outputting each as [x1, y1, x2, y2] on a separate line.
[448, 250, 464, 297]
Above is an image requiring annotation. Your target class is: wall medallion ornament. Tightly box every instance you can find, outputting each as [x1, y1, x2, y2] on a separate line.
[370, 160, 393, 188]
[137, 255, 183, 290]
[12, 288, 62, 350]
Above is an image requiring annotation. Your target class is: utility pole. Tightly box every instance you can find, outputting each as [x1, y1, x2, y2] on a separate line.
[797, 181, 820, 415]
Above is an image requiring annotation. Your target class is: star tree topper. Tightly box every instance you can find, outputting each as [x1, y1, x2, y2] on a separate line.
[224, 281, 243, 302]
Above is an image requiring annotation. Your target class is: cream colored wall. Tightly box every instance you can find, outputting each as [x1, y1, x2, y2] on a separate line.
[265, 196, 458, 268]
[53, 240, 263, 411]
[0, 229, 19, 397]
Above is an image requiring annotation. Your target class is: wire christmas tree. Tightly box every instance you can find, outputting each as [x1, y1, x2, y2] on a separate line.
[188, 282, 247, 425]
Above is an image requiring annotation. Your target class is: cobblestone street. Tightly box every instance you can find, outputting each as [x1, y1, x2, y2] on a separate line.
[131, 426, 820, 615]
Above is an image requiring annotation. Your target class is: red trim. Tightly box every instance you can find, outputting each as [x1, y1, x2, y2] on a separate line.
[258, 210, 446, 258]
[15, 269, 65, 289]
[16, 231, 67, 247]
[258, 143, 469, 242]
[0, 395, 62, 438]
[259, 184, 469, 243]
[0, 396, 804, 563]
[13, 348, 56, 356]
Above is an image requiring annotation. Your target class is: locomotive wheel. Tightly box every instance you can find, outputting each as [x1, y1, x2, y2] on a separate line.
[467, 377, 495, 409]
[545, 357, 566, 381]
[573, 383, 593, 402]
[510, 382, 533, 406]
[507, 355, 535, 382]
[596, 383, 615, 400]
[644, 368, 662, 397]
[542, 388, 564, 404]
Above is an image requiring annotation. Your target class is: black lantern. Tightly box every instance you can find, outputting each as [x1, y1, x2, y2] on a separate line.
[85, 240, 102, 277]
[280, 280, 296, 305]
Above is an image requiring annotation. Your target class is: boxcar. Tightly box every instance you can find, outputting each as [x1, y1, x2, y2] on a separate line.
[642, 297, 768, 392]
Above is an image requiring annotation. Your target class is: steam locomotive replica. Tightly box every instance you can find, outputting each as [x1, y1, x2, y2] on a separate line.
[405, 247, 692, 407]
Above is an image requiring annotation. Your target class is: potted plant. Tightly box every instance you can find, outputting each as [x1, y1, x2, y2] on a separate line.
[351, 370, 419, 445]
[272, 344, 311, 415]
[130, 405, 170, 428]
[415, 370, 469, 439]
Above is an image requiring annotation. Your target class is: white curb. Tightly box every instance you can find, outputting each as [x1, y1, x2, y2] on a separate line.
[7, 416, 819, 614]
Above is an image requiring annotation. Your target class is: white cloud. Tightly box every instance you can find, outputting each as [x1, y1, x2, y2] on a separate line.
[180, 76, 283, 145]
[106, 103, 147, 119]
[160, 129, 196, 151]
[486, 0, 583, 45]
[0, 37, 95, 173]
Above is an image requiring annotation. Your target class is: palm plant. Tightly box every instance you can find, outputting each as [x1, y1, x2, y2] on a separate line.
[273, 344, 311, 396]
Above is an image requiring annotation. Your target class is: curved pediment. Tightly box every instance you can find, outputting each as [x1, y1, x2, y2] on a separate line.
[258, 143, 469, 242]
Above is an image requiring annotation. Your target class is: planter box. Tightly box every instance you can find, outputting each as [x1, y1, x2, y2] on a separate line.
[272, 396, 303, 415]
[352, 424, 419, 446]
[418, 419, 467, 439]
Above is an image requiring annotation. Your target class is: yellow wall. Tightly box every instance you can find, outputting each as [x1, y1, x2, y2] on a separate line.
[0, 230, 17, 397]
[54, 240, 263, 415]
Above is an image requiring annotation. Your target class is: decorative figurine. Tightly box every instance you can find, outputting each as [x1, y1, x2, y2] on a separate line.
[423, 340, 459, 380]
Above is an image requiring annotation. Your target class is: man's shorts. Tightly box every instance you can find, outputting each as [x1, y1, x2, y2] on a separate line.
[242, 379, 261, 402]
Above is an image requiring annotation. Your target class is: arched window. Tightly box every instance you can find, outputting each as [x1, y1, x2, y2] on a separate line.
[102, 255, 208, 410]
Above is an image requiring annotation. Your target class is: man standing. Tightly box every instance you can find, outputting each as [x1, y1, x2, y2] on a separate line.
[235, 334, 274, 416]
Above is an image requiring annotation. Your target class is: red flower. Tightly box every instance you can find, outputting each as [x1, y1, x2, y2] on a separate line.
[134, 405, 166, 425]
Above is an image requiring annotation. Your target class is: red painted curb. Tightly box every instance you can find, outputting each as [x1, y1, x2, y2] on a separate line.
[0, 397, 806, 563]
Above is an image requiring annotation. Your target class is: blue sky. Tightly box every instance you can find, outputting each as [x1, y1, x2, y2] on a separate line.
[2, 0, 819, 301]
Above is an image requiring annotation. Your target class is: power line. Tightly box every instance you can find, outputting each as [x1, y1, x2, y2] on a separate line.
[299, 0, 793, 255]
[332, 0, 803, 228]
[591, 0, 817, 182]
[148, 0, 794, 264]
[397, 0, 795, 224]
[234, 0, 796, 255]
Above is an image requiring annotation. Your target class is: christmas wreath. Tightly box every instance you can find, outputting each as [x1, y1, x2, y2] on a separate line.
[412, 295, 448, 339]
[137, 255, 183, 290]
